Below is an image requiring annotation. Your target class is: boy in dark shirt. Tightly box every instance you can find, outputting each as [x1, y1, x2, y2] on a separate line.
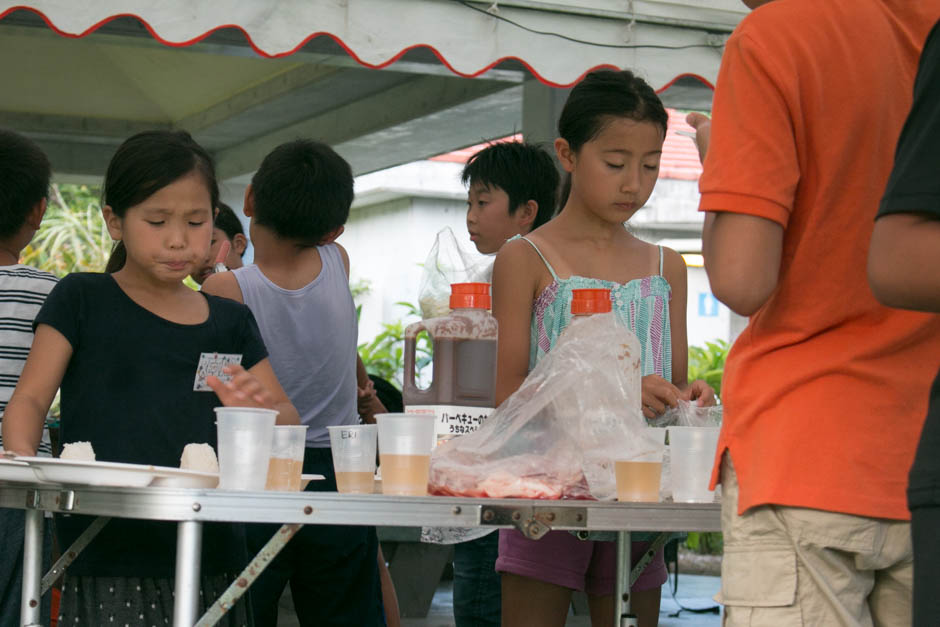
[455, 140, 559, 627]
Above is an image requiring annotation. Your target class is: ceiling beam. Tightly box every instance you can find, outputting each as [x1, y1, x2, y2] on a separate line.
[335, 85, 522, 177]
[33, 139, 117, 180]
[214, 75, 512, 179]
[0, 111, 171, 144]
[175, 64, 339, 133]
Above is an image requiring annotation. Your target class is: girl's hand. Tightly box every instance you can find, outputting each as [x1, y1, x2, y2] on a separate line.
[682, 379, 717, 407]
[207, 364, 276, 409]
[641, 375, 681, 419]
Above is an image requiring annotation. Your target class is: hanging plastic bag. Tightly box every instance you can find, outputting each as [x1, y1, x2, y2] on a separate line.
[428, 313, 658, 501]
[418, 227, 493, 319]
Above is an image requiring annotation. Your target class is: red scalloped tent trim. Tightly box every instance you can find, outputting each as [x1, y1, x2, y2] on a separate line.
[0, 5, 717, 90]
[655, 72, 715, 94]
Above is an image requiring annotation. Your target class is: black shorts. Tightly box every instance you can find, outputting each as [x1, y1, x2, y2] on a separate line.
[245, 447, 381, 627]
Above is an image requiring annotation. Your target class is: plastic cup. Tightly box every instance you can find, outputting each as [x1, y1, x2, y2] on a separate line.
[265, 425, 308, 491]
[375, 413, 435, 496]
[667, 426, 720, 503]
[214, 407, 278, 491]
[616, 442, 665, 502]
[327, 424, 378, 494]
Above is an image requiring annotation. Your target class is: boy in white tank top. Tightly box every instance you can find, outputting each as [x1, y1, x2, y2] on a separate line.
[202, 140, 388, 626]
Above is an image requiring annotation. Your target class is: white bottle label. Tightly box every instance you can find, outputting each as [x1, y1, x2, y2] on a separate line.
[405, 404, 495, 439]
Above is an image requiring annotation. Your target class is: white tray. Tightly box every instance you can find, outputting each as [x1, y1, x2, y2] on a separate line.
[17, 457, 160, 487]
[0, 457, 39, 483]
[150, 467, 219, 489]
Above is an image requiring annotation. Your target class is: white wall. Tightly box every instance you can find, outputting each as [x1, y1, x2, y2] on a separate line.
[341, 196, 479, 343]
[685, 265, 732, 349]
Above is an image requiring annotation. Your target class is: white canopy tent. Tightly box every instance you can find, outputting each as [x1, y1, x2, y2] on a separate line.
[0, 0, 746, 183]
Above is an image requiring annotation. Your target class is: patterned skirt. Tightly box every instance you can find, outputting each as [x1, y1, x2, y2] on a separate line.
[58, 574, 251, 626]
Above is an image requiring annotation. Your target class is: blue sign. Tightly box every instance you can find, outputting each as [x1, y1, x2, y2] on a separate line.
[698, 293, 719, 317]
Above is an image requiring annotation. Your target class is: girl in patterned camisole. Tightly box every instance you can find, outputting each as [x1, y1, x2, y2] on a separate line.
[491, 70, 715, 627]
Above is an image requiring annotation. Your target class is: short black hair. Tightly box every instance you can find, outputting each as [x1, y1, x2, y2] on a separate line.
[460, 142, 559, 229]
[214, 202, 244, 242]
[0, 129, 51, 239]
[250, 139, 353, 246]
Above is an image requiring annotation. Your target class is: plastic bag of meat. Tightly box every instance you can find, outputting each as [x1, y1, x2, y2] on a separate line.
[428, 312, 658, 501]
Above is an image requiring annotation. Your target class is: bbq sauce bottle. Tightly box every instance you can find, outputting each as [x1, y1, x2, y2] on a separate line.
[569, 288, 612, 320]
[402, 283, 498, 445]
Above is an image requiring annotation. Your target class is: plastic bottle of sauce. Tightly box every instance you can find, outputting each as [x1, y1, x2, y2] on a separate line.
[569, 287, 612, 320]
[402, 283, 498, 444]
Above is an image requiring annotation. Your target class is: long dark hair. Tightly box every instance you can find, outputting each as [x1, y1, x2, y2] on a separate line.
[103, 131, 219, 273]
[557, 70, 668, 208]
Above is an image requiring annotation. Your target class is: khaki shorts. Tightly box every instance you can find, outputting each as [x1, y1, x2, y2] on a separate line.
[718, 455, 912, 627]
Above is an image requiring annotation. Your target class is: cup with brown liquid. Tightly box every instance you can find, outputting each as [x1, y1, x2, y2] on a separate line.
[375, 414, 435, 496]
[327, 424, 378, 494]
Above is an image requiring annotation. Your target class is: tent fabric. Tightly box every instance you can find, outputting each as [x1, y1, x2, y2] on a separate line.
[0, 0, 725, 88]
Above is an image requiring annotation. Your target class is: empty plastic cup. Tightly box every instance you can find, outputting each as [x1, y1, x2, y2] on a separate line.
[265, 425, 308, 491]
[667, 426, 720, 503]
[214, 407, 278, 491]
[327, 424, 378, 494]
[376, 413, 435, 496]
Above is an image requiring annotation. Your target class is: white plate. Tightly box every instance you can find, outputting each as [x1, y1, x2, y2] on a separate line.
[17, 457, 159, 488]
[301, 474, 325, 482]
[150, 467, 219, 489]
[0, 457, 39, 483]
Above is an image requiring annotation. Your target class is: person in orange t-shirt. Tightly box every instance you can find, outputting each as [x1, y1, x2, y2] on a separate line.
[686, 0, 940, 624]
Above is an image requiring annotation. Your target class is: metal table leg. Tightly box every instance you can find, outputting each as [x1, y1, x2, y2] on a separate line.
[195, 523, 303, 627]
[42, 516, 111, 594]
[20, 508, 43, 627]
[173, 520, 203, 627]
[615, 530, 638, 627]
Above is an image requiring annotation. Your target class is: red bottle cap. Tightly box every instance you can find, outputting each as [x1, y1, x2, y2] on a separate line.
[450, 282, 491, 310]
[570, 288, 612, 315]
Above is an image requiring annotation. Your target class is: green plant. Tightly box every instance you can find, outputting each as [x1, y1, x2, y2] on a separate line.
[685, 530, 723, 555]
[687, 339, 729, 399]
[350, 278, 372, 303]
[21, 184, 112, 276]
[358, 302, 432, 389]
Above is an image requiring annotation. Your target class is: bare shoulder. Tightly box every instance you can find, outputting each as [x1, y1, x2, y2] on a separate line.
[333, 242, 351, 277]
[495, 236, 535, 263]
[201, 271, 244, 303]
[659, 246, 687, 287]
[493, 237, 543, 278]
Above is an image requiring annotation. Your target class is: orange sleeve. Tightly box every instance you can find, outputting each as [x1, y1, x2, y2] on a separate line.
[698, 29, 800, 228]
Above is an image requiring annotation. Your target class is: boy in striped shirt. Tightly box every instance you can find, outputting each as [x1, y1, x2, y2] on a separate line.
[0, 128, 58, 627]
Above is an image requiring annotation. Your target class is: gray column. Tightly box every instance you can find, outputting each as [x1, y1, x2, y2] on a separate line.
[521, 79, 570, 153]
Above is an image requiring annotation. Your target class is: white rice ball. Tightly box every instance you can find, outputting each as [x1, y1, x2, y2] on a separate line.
[60, 441, 96, 462]
[180, 443, 219, 473]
